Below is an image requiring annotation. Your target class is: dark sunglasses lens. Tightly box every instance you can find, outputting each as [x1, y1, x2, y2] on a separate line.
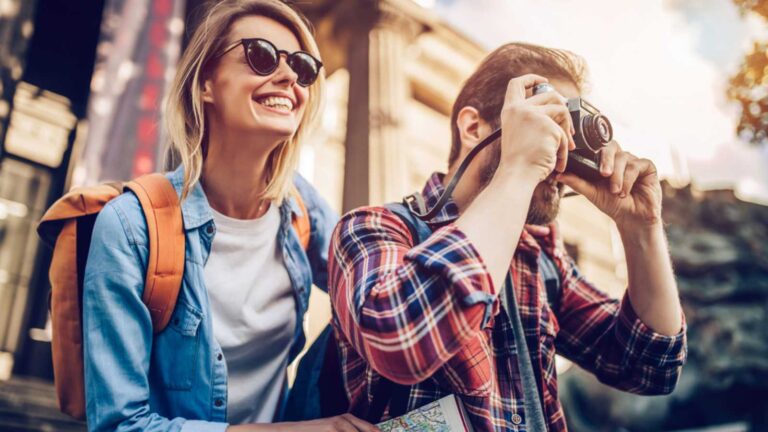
[288, 52, 320, 86]
[246, 40, 278, 74]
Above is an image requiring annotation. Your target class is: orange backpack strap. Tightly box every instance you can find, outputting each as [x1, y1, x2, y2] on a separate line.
[125, 174, 185, 333]
[290, 188, 311, 251]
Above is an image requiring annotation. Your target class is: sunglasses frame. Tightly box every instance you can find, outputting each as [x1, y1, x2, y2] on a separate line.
[217, 37, 323, 87]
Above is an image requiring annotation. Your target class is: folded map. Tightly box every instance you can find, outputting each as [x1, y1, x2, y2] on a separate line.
[376, 394, 475, 432]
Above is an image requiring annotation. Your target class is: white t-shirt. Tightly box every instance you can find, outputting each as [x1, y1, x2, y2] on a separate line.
[204, 203, 296, 424]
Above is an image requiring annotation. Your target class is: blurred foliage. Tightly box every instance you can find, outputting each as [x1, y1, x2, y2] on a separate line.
[733, 0, 768, 19]
[728, 0, 768, 146]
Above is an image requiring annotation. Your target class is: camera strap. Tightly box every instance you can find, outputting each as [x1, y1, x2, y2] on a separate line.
[403, 125, 583, 219]
[404, 128, 501, 219]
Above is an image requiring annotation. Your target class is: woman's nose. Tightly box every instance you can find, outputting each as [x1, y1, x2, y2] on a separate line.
[271, 54, 298, 86]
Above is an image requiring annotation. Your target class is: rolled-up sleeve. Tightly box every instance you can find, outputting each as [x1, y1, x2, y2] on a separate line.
[554, 255, 687, 395]
[328, 207, 497, 385]
[614, 293, 687, 373]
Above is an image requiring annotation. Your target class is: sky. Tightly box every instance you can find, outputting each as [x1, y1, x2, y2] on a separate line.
[417, 0, 768, 204]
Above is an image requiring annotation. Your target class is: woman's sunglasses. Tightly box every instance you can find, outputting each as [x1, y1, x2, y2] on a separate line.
[217, 38, 323, 87]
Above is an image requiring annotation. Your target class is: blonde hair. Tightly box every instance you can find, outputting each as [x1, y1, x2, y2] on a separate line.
[164, 0, 325, 202]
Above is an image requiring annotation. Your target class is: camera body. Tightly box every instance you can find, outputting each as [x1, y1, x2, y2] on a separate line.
[533, 83, 613, 181]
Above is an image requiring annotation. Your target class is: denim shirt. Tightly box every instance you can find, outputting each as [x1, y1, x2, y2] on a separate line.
[82, 166, 338, 432]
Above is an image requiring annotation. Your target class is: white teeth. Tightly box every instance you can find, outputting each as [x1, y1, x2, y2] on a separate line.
[255, 95, 293, 112]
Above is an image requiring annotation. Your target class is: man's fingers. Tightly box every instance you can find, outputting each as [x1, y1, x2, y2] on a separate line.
[332, 416, 360, 432]
[341, 414, 380, 432]
[535, 114, 569, 173]
[621, 162, 641, 198]
[621, 157, 653, 198]
[504, 74, 549, 104]
[610, 152, 629, 194]
[556, 128, 569, 172]
[527, 90, 575, 137]
[525, 224, 551, 236]
[526, 90, 567, 107]
[599, 141, 619, 177]
[538, 104, 576, 150]
[557, 172, 597, 202]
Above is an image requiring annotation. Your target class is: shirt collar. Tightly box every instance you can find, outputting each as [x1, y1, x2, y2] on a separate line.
[419, 172, 461, 225]
[167, 165, 214, 231]
[167, 165, 302, 231]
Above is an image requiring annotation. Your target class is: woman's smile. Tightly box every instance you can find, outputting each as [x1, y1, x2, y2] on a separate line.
[251, 93, 296, 116]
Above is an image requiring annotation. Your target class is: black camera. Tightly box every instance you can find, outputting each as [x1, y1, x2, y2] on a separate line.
[533, 83, 613, 181]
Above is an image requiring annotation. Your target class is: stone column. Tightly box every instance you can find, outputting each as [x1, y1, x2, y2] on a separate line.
[342, 2, 422, 212]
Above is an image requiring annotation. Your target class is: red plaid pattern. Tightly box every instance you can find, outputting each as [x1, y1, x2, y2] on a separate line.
[328, 173, 687, 431]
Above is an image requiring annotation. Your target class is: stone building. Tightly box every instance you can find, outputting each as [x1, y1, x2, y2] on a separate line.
[292, 0, 629, 351]
[0, 0, 628, 387]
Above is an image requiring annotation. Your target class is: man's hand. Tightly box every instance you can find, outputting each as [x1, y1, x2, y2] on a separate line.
[556, 140, 662, 231]
[557, 140, 683, 336]
[457, 74, 577, 290]
[227, 414, 380, 432]
[497, 74, 576, 183]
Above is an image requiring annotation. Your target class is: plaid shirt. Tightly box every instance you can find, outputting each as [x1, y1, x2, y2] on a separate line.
[328, 173, 687, 431]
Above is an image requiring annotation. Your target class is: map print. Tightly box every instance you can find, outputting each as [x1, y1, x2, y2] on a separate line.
[377, 400, 451, 432]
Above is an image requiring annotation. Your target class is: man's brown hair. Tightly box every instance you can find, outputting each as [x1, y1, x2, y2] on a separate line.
[448, 43, 588, 166]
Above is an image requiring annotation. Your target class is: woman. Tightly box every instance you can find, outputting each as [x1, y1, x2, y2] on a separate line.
[82, 1, 376, 431]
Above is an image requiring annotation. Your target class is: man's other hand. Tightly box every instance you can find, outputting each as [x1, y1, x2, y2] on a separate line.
[556, 140, 662, 231]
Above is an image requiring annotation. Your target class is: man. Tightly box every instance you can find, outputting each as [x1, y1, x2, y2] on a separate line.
[327, 43, 686, 431]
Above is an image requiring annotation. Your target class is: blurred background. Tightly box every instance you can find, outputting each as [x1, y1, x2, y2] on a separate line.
[0, 0, 766, 430]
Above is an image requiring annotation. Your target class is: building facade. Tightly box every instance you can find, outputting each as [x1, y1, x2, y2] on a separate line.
[295, 0, 628, 349]
[0, 0, 627, 382]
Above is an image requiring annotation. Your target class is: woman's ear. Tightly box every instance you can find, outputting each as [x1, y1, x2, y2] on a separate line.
[201, 77, 215, 104]
[456, 106, 483, 153]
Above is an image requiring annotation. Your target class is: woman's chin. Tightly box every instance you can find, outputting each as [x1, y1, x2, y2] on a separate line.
[246, 101, 301, 138]
[248, 123, 297, 140]
[241, 117, 298, 138]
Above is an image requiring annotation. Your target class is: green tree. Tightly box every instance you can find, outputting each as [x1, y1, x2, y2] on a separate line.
[728, 0, 768, 145]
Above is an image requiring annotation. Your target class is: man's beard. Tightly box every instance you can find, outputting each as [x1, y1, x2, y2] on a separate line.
[478, 142, 563, 226]
[527, 178, 563, 225]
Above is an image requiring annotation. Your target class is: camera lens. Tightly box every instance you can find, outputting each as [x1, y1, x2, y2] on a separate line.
[581, 114, 613, 151]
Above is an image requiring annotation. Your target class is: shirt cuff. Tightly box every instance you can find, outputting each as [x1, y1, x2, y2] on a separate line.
[616, 292, 687, 369]
[405, 223, 499, 327]
[181, 420, 230, 432]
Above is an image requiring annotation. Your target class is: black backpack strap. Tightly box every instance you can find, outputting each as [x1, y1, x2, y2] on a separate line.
[537, 250, 562, 314]
[284, 325, 344, 421]
[384, 202, 432, 245]
[366, 377, 411, 423]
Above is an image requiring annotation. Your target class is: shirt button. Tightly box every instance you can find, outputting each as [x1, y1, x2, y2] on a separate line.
[206, 225, 214, 234]
[512, 414, 522, 425]
[217, 353, 223, 361]
[214, 399, 223, 407]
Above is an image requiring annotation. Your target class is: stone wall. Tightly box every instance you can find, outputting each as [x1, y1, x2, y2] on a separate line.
[559, 181, 768, 431]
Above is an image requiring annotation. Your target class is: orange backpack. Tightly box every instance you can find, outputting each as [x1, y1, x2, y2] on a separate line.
[37, 173, 311, 420]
